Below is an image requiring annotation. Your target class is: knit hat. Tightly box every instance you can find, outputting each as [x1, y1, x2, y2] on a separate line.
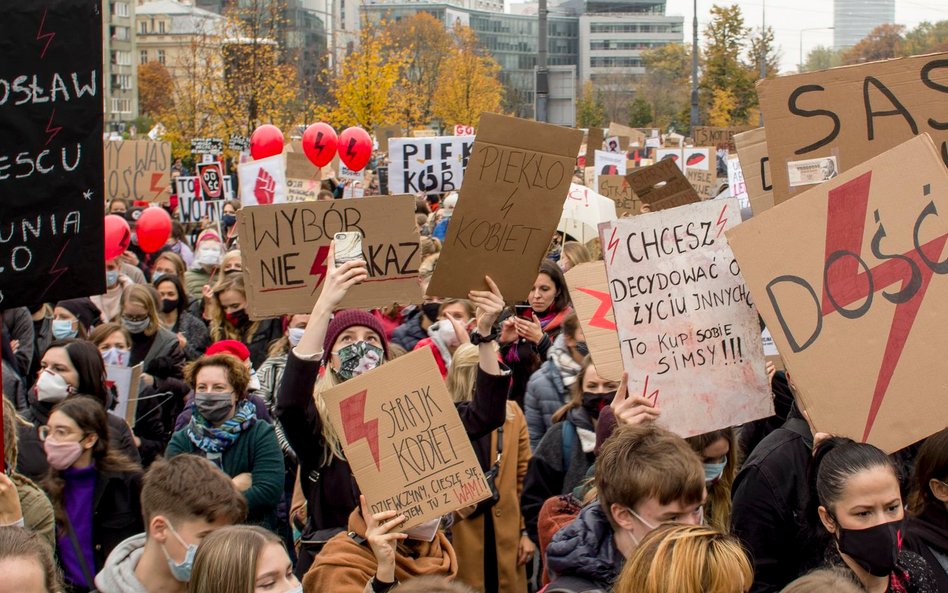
[322, 309, 388, 362]
[195, 229, 222, 248]
[55, 298, 102, 330]
[206, 339, 250, 362]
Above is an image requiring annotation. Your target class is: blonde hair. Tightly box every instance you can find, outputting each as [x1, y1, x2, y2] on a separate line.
[221, 249, 242, 271]
[562, 241, 593, 268]
[153, 251, 187, 284]
[686, 428, 739, 533]
[208, 275, 260, 343]
[313, 369, 345, 464]
[614, 524, 753, 593]
[120, 284, 161, 337]
[446, 343, 480, 403]
[188, 525, 283, 593]
[779, 569, 864, 593]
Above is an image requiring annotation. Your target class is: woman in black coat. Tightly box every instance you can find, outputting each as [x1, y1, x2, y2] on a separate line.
[275, 240, 510, 577]
[904, 428, 948, 592]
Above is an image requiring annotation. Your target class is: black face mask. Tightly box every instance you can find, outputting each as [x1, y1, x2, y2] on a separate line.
[581, 390, 616, 420]
[835, 517, 902, 577]
[161, 298, 179, 314]
[575, 341, 589, 357]
[421, 302, 441, 323]
[225, 309, 249, 327]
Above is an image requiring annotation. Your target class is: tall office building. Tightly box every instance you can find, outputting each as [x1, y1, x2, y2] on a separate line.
[105, 0, 138, 132]
[834, 0, 895, 50]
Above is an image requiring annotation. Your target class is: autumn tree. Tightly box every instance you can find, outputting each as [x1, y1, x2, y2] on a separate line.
[700, 4, 757, 125]
[576, 81, 605, 128]
[903, 21, 948, 55]
[628, 96, 652, 127]
[431, 25, 503, 127]
[748, 26, 780, 78]
[593, 73, 637, 126]
[383, 14, 453, 129]
[138, 61, 174, 117]
[802, 45, 842, 72]
[330, 25, 408, 129]
[639, 43, 693, 131]
[842, 23, 905, 64]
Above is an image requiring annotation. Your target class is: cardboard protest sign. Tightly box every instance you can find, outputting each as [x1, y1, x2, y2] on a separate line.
[0, 1, 105, 308]
[453, 124, 475, 136]
[559, 184, 617, 242]
[608, 122, 646, 146]
[388, 136, 473, 195]
[686, 169, 715, 200]
[733, 128, 774, 215]
[229, 135, 250, 153]
[105, 140, 172, 202]
[655, 147, 683, 171]
[760, 328, 784, 371]
[197, 162, 225, 200]
[286, 151, 320, 181]
[599, 200, 773, 437]
[238, 154, 288, 206]
[603, 136, 625, 153]
[599, 175, 640, 217]
[585, 127, 605, 162]
[726, 134, 948, 452]
[693, 126, 750, 152]
[322, 348, 490, 529]
[426, 113, 582, 301]
[237, 195, 422, 317]
[374, 125, 402, 152]
[625, 159, 700, 211]
[682, 147, 713, 171]
[594, 150, 627, 191]
[175, 176, 233, 224]
[757, 52, 948, 204]
[564, 262, 623, 381]
[107, 363, 143, 427]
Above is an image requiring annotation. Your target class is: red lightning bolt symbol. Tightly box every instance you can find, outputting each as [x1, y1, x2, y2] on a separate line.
[576, 287, 616, 331]
[40, 239, 70, 300]
[346, 138, 357, 158]
[149, 173, 165, 200]
[313, 131, 327, 155]
[309, 245, 330, 293]
[339, 389, 380, 470]
[715, 204, 728, 238]
[45, 109, 62, 146]
[822, 172, 948, 442]
[36, 8, 56, 58]
[607, 226, 621, 265]
[641, 375, 660, 406]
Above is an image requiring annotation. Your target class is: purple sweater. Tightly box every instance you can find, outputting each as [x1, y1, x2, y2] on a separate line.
[57, 464, 97, 588]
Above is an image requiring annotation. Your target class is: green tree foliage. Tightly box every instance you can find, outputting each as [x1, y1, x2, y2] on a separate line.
[576, 81, 605, 129]
[802, 45, 843, 72]
[628, 96, 652, 127]
[700, 4, 758, 125]
[638, 43, 693, 131]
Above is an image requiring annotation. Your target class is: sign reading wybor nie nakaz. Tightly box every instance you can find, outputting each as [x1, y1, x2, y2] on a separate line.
[0, 1, 105, 308]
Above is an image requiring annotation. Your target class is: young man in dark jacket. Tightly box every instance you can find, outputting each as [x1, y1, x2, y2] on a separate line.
[544, 424, 706, 592]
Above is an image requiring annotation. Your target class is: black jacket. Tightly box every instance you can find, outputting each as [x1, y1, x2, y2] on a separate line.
[390, 309, 428, 351]
[275, 349, 510, 575]
[903, 506, 948, 593]
[730, 410, 813, 593]
[546, 502, 623, 591]
[89, 469, 144, 572]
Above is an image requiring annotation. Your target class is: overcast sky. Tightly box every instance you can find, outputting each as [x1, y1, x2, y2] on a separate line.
[663, 0, 945, 73]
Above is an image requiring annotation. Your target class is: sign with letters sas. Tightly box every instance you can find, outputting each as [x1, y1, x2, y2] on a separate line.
[237, 195, 423, 317]
[600, 200, 773, 437]
[322, 348, 490, 530]
[726, 134, 948, 453]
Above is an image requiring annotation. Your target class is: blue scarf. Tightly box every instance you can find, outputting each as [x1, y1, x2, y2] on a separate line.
[187, 399, 256, 456]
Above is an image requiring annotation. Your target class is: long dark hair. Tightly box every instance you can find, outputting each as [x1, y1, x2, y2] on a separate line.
[41, 396, 141, 524]
[539, 259, 571, 313]
[910, 428, 948, 515]
[47, 339, 110, 404]
[155, 274, 190, 316]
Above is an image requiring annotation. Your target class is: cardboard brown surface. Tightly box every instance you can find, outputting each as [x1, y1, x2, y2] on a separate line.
[608, 122, 646, 146]
[693, 126, 751, 152]
[625, 159, 700, 211]
[322, 349, 490, 529]
[599, 200, 773, 437]
[237, 195, 423, 317]
[374, 125, 402, 153]
[686, 169, 715, 200]
[725, 134, 948, 452]
[427, 113, 582, 301]
[757, 52, 948, 204]
[733, 128, 774, 215]
[104, 140, 171, 202]
[598, 175, 640, 217]
[286, 151, 321, 181]
[564, 261, 623, 381]
[585, 127, 604, 161]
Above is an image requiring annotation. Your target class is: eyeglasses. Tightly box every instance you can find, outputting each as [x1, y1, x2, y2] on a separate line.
[38, 426, 86, 442]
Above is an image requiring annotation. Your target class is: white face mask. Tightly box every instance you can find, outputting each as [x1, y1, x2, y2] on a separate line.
[405, 516, 441, 542]
[101, 347, 130, 368]
[248, 368, 261, 392]
[287, 327, 305, 347]
[436, 319, 463, 348]
[36, 370, 72, 403]
[197, 246, 222, 266]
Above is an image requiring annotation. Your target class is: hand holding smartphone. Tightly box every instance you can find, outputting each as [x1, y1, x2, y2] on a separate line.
[333, 232, 365, 266]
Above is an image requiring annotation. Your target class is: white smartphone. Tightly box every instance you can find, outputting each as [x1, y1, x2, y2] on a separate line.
[334, 231, 365, 266]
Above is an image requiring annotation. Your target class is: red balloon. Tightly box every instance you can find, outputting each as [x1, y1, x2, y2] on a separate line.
[136, 207, 172, 253]
[104, 215, 131, 261]
[337, 127, 373, 172]
[250, 124, 284, 160]
[301, 123, 338, 167]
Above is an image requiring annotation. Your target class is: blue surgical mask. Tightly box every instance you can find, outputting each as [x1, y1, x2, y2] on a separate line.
[162, 520, 198, 582]
[52, 319, 78, 339]
[152, 271, 166, 282]
[288, 327, 305, 347]
[106, 269, 119, 287]
[704, 459, 727, 484]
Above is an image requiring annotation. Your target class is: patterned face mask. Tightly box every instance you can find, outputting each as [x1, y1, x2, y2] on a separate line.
[333, 341, 384, 380]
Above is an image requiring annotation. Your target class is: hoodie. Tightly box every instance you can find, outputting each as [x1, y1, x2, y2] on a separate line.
[545, 502, 623, 590]
[94, 533, 148, 593]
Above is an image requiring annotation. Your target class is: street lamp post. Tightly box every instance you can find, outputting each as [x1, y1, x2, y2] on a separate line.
[799, 26, 834, 72]
[689, 0, 698, 130]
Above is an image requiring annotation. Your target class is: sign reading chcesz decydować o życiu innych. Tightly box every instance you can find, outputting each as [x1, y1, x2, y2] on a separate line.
[0, 0, 105, 308]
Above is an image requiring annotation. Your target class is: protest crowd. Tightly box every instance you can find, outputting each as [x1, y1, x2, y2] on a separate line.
[2, 5, 948, 593]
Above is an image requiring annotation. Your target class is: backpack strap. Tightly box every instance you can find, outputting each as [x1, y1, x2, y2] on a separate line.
[560, 420, 576, 470]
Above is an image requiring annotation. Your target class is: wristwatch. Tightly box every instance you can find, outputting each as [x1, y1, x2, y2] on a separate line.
[371, 576, 399, 593]
[470, 329, 498, 345]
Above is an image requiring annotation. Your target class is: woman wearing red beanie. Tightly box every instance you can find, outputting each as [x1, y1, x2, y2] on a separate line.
[276, 240, 511, 579]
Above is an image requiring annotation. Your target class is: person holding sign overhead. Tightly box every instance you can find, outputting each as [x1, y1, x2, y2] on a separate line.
[276, 240, 510, 579]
